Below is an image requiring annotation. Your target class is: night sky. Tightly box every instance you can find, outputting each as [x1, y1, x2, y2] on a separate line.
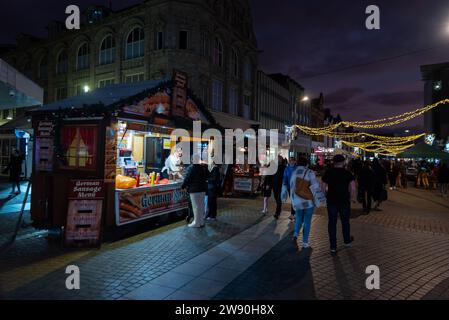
[2, 0, 449, 131]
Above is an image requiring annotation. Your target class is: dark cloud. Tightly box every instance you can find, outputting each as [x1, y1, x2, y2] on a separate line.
[325, 88, 364, 105]
[369, 91, 423, 106]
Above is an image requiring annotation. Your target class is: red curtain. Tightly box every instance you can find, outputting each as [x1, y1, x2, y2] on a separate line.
[62, 126, 77, 152]
[79, 126, 96, 167]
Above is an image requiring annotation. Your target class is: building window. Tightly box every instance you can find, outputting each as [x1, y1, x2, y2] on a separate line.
[55, 87, 67, 100]
[213, 38, 223, 67]
[76, 43, 90, 71]
[200, 85, 209, 106]
[243, 93, 251, 119]
[244, 60, 252, 83]
[75, 85, 82, 96]
[38, 56, 48, 79]
[212, 80, 223, 111]
[155, 31, 164, 50]
[56, 50, 68, 74]
[179, 30, 188, 50]
[201, 32, 209, 57]
[229, 86, 238, 115]
[230, 49, 238, 78]
[124, 73, 144, 83]
[125, 27, 145, 60]
[98, 78, 115, 88]
[61, 125, 98, 170]
[99, 35, 116, 65]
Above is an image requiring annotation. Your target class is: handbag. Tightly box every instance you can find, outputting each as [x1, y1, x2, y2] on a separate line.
[295, 169, 314, 200]
[310, 183, 326, 208]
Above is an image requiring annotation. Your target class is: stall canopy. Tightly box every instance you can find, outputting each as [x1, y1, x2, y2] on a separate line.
[398, 142, 449, 160]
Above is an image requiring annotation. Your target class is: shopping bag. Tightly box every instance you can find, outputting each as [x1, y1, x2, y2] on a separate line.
[310, 183, 327, 208]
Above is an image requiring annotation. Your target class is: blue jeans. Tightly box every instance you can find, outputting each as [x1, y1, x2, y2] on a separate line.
[294, 207, 315, 243]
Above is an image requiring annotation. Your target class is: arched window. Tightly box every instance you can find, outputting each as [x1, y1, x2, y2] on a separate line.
[38, 56, 48, 79]
[99, 35, 116, 65]
[56, 50, 68, 74]
[213, 37, 223, 67]
[230, 48, 238, 78]
[76, 43, 90, 71]
[125, 27, 145, 60]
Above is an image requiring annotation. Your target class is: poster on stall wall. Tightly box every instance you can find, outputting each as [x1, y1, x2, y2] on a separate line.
[117, 186, 189, 225]
[104, 123, 118, 183]
[64, 180, 105, 248]
[35, 120, 55, 172]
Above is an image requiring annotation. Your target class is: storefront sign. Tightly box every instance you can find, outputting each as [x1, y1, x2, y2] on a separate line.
[116, 184, 189, 225]
[171, 70, 188, 117]
[234, 177, 253, 192]
[68, 180, 105, 199]
[37, 121, 54, 137]
[104, 124, 118, 182]
[65, 179, 104, 248]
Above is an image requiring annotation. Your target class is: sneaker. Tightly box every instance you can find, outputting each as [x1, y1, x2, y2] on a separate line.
[261, 209, 268, 215]
[188, 222, 202, 228]
[330, 248, 337, 254]
[344, 236, 355, 247]
[289, 215, 295, 221]
[206, 217, 217, 221]
[273, 214, 279, 220]
[302, 242, 310, 248]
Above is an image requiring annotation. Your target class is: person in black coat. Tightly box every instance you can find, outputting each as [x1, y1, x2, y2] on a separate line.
[358, 161, 375, 213]
[182, 154, 208, 228]
[438, 163, 449, 197]
[372, 158, 388, 211]
[261, 172, 273, 215]
[4, 148, 24, 194]
[206, 163, 221, 220]
[272, 155, 286, 219]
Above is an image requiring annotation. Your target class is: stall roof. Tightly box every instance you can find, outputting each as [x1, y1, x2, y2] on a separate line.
[40, 79, 167, 111]
[398, 142, 449, 160]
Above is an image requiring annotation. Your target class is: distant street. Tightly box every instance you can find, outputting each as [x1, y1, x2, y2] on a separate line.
[1, 183, 448, 300]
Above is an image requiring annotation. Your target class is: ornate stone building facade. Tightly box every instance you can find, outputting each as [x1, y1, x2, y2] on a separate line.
[1, 0, 258, 121]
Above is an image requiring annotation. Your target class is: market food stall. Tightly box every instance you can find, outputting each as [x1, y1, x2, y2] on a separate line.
[29, 71, 218, 243]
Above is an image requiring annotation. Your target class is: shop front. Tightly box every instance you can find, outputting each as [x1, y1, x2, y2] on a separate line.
[30, 72, 218, 243]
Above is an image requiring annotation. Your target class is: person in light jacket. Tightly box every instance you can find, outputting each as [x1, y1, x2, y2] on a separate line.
[282, 157, 318, 249]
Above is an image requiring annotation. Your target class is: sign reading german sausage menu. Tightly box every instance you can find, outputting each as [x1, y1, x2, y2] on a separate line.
[64, 180, 105, 248]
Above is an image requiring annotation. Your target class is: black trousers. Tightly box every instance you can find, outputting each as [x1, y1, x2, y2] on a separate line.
[273, 188, 282, 217]
[207, 196, 218, 218]
[327, 202, 351, 249]
[360, 188, 372, 211]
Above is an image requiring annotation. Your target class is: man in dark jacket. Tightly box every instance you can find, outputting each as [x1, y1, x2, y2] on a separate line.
[4, 149, 23, 194]
[182, 154, 208, 228]
[272, 155, 286, 219]
[206, 163, 221, 220]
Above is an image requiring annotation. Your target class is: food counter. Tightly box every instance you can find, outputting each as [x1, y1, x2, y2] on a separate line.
[116, 181, 188, 226]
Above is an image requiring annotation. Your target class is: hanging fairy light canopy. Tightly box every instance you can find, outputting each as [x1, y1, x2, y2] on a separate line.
[292, 98, 449, 155]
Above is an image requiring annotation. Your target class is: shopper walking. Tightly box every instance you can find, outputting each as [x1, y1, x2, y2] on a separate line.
[282, 156, 298, 220]
[438, 163, 449, 198]
[322, 155, 356, 254]
[182, 154, 208, 228]
[372, 158, 388, 211]
[206, 162, 221, 220]
[272, 155, 287, 219]
[281, 157, 318, 248]
[358, 161, 375, 214]
[261, 170, 273, 215]
[3, 148, 24, 194]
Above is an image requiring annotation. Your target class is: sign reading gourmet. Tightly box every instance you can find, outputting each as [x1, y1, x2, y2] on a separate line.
[116, 183, 188, 225]
[37, 121, 54, 137]
[64, 179, 104, 248]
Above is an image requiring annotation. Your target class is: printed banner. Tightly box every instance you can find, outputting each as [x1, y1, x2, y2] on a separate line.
[117, 186, 188, 225]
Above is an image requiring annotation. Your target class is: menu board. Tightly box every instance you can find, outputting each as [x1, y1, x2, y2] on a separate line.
[104, 123, 118, 182]
[116, 184, 189, 226]
[234, 177, 253, 193]
[64, 180, 105, 248]
[35, 121, 55, 172]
